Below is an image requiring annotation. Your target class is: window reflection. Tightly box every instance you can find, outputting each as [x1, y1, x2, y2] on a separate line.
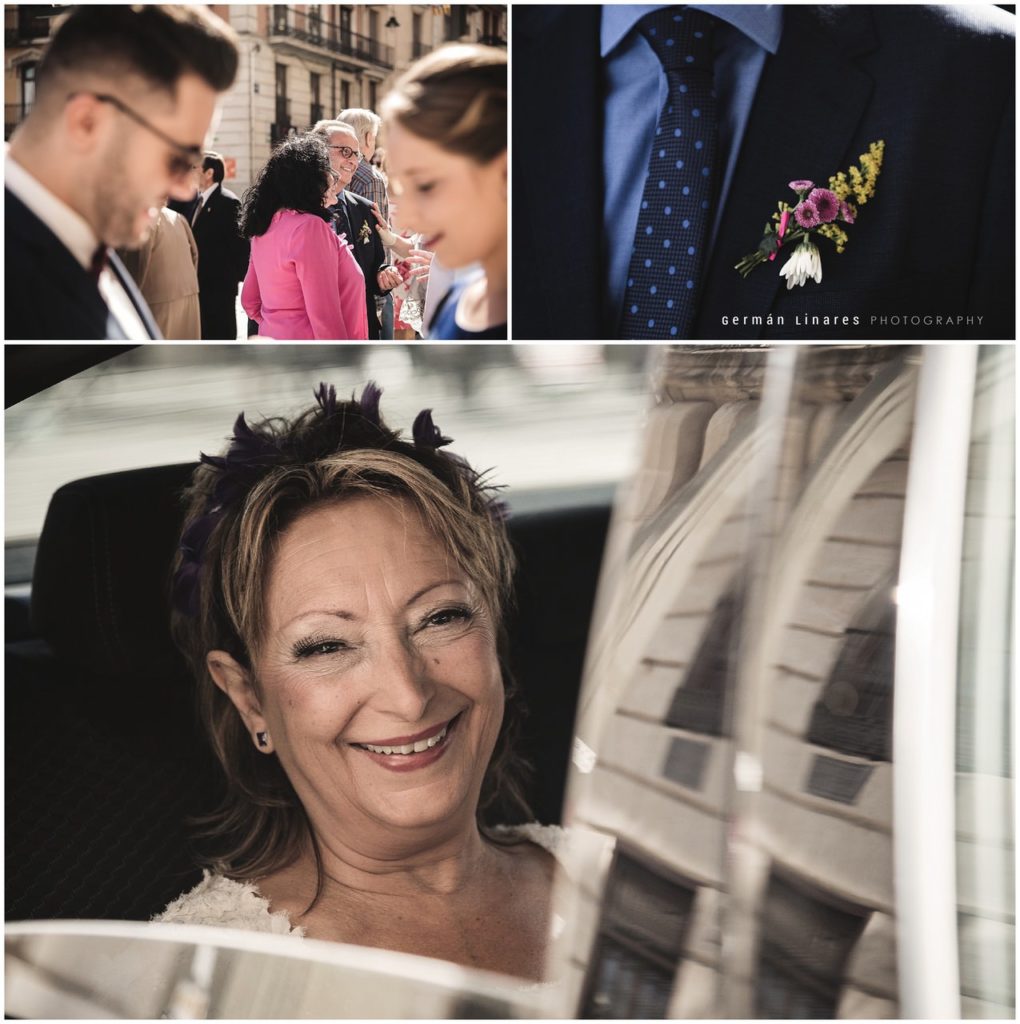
[581, 851, 694, 1019]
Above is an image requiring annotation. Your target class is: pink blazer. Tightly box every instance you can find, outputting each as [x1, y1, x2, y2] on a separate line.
[241, 209, 368, 340]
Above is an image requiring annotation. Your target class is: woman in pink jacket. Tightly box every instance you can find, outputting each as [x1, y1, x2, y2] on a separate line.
[239, 135, 368, 340]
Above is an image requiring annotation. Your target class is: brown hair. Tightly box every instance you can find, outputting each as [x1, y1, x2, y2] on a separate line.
[36, 5, 238, 99]
[381, 44, 506, 164]
[171, 385, 530, 890]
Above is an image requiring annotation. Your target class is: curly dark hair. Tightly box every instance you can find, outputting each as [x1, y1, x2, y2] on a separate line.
[238, 135, 334, 238]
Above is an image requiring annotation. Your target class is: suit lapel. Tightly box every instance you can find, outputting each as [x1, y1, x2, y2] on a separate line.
[107, 249, 161, 339]
[697, 7, 878, 336]
[5, 188, 112, 338]
[516, 6, 604, 338]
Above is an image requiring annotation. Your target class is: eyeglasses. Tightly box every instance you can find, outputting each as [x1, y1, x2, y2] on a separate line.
[328, 144, 362, 161]
[71, 92, 205, 178]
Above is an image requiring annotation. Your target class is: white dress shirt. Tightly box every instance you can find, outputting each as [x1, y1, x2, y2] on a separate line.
[5, 147, 152, 340]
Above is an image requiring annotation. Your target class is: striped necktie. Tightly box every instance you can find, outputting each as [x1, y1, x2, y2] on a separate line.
[619, 7, 718, 340]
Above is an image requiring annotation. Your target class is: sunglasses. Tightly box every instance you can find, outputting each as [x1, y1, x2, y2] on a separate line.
[71, 92, 205, 179]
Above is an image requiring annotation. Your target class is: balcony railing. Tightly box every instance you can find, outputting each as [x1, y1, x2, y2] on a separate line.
[5, 6, 64, 47]
[269, 7, 393, 68]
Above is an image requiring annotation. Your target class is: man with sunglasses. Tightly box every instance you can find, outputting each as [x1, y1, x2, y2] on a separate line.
[5, 5, 238, 340]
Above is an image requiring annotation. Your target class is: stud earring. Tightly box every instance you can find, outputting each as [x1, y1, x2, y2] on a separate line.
[256, 731, 269, 748]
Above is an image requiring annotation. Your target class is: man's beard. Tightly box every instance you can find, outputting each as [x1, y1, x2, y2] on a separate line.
[93, 151, 153, 249]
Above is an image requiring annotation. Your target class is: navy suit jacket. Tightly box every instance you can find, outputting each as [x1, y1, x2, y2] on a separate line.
[330, 189, 389, 340]
[514, 5, 1015, 340]
[5, 188, 160, 341]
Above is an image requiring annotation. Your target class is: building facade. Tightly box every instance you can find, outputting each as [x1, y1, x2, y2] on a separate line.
[4, 4, 507, 192]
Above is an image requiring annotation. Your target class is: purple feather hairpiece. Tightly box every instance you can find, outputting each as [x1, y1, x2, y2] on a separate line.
[412, 409, 453, 449]
[172, 380, 509, 617]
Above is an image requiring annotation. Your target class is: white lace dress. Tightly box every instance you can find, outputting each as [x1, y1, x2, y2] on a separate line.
[154, 823, 565, 937]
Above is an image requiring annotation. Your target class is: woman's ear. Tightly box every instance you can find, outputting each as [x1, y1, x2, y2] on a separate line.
[207, 650, 273, 752]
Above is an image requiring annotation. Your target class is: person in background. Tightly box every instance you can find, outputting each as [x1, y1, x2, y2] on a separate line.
[4, 4, 238, 340]
[192, 151, 249, 340]
[116, 200, 200, 339]
[382, 45, 507, 340]
[310, 119, 402, 340]
[336, 107, 395, 339]
[239, 135, 367, 340]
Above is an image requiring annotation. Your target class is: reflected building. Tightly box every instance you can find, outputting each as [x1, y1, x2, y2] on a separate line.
[556, 346, 1014, 1019]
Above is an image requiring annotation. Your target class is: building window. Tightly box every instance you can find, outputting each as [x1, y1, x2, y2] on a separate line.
[412, 11, 427, 58]
[369, 79, 378, 111]
[272, 6, 288, 34]
[664, 589, 741, 737]
[806, 588, 895, 761]
[340, 6, 352, 44]
[21, 63, 37, 115]
[754, 871, 870, 1018]
[308, 4, 322, 42]
[272, 63, 290, 145]
[309, 72, 323, 127]
[580, 851, 694, 1018]
[444, 5, 468, 41]
[340, 79, 351, 111]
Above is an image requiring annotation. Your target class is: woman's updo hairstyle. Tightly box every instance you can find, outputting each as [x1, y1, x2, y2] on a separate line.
[380, 44, 506, 164]
[170, 383, 528, 887]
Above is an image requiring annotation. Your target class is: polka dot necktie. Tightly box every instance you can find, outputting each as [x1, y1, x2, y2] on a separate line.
[620, 7, 717, 340]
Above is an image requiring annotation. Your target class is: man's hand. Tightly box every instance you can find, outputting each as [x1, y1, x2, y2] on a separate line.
[376, 266, 403, 291]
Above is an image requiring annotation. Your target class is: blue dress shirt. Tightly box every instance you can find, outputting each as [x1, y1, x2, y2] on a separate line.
[602, 5, 783, 333]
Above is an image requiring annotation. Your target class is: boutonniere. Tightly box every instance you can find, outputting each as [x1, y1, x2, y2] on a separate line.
[735, 140, 885, 289]
[358, 221, 372, 245]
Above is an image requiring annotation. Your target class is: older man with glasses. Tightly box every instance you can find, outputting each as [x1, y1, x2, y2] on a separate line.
[310, 119, 402, 341]
[4, 4, 238, 340]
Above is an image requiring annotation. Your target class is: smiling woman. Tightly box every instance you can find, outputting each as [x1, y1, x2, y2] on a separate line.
[381, 45, 507, 339]
[155, 381, 557, 980]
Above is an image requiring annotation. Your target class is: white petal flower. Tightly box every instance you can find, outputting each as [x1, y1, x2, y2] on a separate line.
[779, 240, 823, 289]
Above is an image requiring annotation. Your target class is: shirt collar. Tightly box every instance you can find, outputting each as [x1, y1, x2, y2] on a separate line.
[200, 183, 218, 204]
[601, 4, 782, 58]
[5, 145, 101, 270]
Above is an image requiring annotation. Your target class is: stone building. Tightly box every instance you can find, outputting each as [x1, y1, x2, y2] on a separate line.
[4, 4, 507, 191]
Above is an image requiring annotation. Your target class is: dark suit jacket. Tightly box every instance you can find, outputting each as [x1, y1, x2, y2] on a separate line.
[330, 189, 389, 340]
[514, 5, 1015, 340]
[191, 183, 249, 301]
[5, 188, 160, 341]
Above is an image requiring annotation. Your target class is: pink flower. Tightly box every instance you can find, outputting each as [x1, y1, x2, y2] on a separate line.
[808, 188, 840, 223]
[788, 179, 814, 193]
[794, 200, 821, 229]
[839, 201, 856, 224]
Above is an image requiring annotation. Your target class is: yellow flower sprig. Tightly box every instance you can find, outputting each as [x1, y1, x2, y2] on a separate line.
[817, 222, 850, 254]
[829, 139, 885, 208]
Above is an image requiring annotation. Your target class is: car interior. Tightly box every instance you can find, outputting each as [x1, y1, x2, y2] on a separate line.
[5, 350, 613, 926]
